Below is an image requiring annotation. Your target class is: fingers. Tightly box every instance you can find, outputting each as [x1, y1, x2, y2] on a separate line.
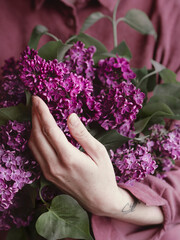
[31, 96, 73, 159]
[29, 102, 60, 178]
[67, 113, 108, 162]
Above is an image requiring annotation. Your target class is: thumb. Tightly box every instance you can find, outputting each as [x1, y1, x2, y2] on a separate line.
[67, 113, 107, 161]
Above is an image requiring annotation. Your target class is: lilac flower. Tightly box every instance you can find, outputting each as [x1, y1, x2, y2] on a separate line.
[0, 121, 40, 214]
[111, 144, 157, 184]
[148, 124, 180, 176]
[97, 56, 136, 87]
[97, 81, 145, 137]
[19, 47, 101, 141]
[112, 124, 180, 184]
[1, 120, 31, 152]
[95, 56, 145, 137]
[0, 58, 25, 107]
[64, 41, 96, 81]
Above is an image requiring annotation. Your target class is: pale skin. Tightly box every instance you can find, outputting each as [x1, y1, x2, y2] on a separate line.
[29, 96, 164, 226]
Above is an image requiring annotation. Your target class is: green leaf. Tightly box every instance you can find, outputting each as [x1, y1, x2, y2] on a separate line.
[111, 41, 132, 60]
[97, 129, 129, 150]
[135, 108, 176, 134]
[38, 40, 62, 60]
[146, 72, 157, 92]
[38, 40, 73, 61]
[140, 102, 174, 117]
[135, 116, 152, 133]
[133, 67, 148, 83]
[137, 60, 170, 88]
[36, 195, 93, 240]
[153, 83, 180, 99]
[122, 9, 157, 38]
[0, 104, 31, 126]
[57, 44, 73, 61]
[149, 95, 180, 115]
[80, 12, 110, 32]
[136, 101, 177, 132]
[28, 25, 48, 50]
[26, 205, 47, 240]
[135, 113, 167, 134]
[6, 227, 28, 240]
[159, 68, 177, 83]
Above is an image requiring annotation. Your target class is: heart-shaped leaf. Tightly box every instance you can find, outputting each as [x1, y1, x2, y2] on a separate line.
[36, 195, 93, 240]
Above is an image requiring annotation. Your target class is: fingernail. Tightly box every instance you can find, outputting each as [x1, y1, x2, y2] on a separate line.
[68, 113, 79, 126]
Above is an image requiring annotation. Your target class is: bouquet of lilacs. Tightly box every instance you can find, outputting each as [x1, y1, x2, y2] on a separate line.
[0, 2, 180, 240]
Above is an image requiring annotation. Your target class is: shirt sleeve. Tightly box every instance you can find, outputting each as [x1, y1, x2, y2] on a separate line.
[92, 161, 180, 240]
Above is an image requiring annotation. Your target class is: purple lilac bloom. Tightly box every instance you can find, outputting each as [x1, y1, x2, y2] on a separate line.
[0, 121, 40, 229]
[111, 124, 180, 184]
[1, 120, 31, 152]
[19, 47, 101, 142]
[40, 185, 62, 202]
[64, 41, 96, 81]
[97, 81, 145, 137]
[96, 56, 144, 137]
[0, 185, 35, 230]
[110, 144, 157, 184]
[148, 124, 180, 176]
[0, 58, 25, 108]
[97, 56, 136, 87]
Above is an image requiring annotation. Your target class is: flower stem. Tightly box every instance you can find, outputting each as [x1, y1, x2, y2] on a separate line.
[39, 187, 50, 210]
[112, 0, 121, 48]
[45, 32, 59, 41]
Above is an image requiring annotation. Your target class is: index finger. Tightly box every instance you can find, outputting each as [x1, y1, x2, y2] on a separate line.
[32, 96, 73, 158]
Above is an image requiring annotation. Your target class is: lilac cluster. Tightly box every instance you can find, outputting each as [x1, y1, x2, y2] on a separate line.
[97, 56, 136, 87]
[0, 202, 33, 231]
[147, 124, 180, 177]
[0, 121, 39, 229]
[19, 47, 101, 139]
[0, 43, 146, 229]
[96, 56, 145, 137]
[111, 124, 180, 183]
[64, 41, 96, 81]
[1, 120, 30, 152]
[97, 80, 145, 137]
[0, 184, 35, 230]
[110, 144, 157, 184]
[0, 58, 25, 108]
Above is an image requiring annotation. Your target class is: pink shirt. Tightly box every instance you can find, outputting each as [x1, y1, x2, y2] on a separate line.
[92, 161, 180, 240]
[0, 0, 180, 239]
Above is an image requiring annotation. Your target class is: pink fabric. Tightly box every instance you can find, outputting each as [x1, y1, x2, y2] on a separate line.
[0, 0, 180, 239]
[92, 161, 180, 240]
[0, 0, 180, 79]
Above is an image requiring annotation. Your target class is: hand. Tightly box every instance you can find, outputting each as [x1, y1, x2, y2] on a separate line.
[29, 96, 122, 216]
[29, 96, 164, 225]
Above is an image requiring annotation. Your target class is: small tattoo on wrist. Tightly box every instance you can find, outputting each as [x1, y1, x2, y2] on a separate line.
[122, 198, 139, 214]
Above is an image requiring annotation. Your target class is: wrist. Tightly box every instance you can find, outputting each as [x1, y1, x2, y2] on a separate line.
[94, 186, 124, 218]
[95, 187, 136, 220]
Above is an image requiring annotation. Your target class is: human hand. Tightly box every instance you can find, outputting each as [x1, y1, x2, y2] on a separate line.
[29, 96, 164, 226]
[29, 96, 122, 217]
